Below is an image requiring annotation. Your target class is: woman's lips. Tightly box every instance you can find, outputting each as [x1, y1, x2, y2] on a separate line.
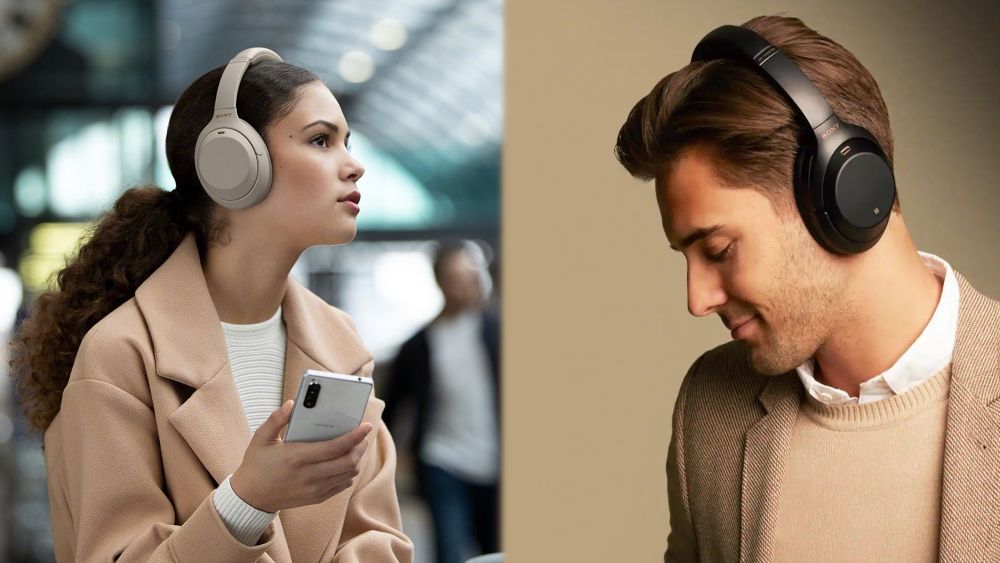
[338, 190, 361, 214]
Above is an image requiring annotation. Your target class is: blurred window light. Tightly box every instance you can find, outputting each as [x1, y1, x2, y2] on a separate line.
[31, 108, 159, 219]
[338, 50, 375, 84]
[114, 107, 154, 183]
[0, 266, 24, 332]
[18, 223, 90, 294]
[154, 105, 174, 189]
[373, 250, 443, 318]
[370, 18, 408, 51]
[14, 166, 47, 217]
[48, 120, 121, 217]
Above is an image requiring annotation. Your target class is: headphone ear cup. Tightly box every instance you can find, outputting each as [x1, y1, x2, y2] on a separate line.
[818, 135, 895, 254]
[195, 119, 272, 209]
[827, 149, 894, 231]
[793, 141, 893, 255]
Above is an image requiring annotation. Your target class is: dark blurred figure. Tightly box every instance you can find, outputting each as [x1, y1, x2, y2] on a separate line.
[384, 241, 500, 563]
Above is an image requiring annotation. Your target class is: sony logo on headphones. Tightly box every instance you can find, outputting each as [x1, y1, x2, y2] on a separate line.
[821, 123, 840, 139]
[215, 112, 234, 118]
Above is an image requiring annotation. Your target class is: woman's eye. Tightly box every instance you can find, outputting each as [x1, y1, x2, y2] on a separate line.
[707, 243, 734, 263]
[345, 141, 352, 152]
[311, 134, 328, 148]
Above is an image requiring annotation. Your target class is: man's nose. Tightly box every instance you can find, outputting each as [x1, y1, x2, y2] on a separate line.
[686, 262, 726, 317]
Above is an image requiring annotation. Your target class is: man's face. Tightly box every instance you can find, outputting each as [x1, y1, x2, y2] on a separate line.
[655, 146, 851, 375]
[438, 251, 484, 310]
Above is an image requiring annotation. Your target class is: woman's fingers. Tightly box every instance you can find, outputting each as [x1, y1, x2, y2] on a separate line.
[294, 422, 373, 465]
[307, 438, 369, 482]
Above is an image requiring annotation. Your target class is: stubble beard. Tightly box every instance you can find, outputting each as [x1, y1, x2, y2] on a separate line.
[746, 227, 848, 376]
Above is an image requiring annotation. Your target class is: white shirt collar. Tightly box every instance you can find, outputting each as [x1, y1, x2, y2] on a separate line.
[795, 251, 960, 405]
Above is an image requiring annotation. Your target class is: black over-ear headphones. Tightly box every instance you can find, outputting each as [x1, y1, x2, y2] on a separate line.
[691, 25, 896, 255]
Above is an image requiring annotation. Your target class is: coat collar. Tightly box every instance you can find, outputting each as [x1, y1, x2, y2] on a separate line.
[135, 232, 372, 391]
[134, 232, 377, 561]
[738, 270, 999, 563]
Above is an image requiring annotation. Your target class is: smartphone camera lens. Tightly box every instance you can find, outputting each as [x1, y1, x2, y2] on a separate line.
[304, 382, 321, 408]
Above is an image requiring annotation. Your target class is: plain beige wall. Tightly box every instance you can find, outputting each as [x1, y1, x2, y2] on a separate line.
[504, 1, 999, 561]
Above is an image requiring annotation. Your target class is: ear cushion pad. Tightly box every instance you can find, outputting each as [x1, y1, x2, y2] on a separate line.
[792, 145, 839, 252]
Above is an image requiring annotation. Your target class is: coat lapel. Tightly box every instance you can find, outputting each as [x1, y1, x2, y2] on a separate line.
[135, 233, 378, 562]
[739, 372, 801, 563]
[274, 275, 380, 562]
[938, 272, 1000, 562]
[135, 233, 248, 486]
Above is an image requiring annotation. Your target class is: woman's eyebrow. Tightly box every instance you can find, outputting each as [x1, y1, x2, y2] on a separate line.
[301, 119, 344, 134]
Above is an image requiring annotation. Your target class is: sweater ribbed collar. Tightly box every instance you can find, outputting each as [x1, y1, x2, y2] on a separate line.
[802, 362, 951, 429]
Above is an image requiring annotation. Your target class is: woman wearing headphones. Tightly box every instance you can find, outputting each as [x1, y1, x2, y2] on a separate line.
[9, 49, 413, 562]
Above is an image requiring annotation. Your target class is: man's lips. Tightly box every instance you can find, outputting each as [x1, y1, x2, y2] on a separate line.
[726, 314, 759, 340]
[338, 190, 361, 204]
[724, 316, 756, 331]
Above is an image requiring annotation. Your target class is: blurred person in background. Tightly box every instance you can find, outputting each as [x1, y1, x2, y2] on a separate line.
[8, 49, 412, 561]
[384, 241, 500, 563]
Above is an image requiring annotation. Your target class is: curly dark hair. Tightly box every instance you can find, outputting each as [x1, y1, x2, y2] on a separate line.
[8, 58, 320, 434]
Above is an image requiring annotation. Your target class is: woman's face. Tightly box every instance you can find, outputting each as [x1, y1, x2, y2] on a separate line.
[243, 80, 365, 251]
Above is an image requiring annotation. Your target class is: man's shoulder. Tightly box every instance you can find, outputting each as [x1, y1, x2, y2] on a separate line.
[673, 341, 788, 447]
[681, 341, 773, 406]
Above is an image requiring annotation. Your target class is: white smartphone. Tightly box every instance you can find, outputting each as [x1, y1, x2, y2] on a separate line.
[283, 369, 373, 442]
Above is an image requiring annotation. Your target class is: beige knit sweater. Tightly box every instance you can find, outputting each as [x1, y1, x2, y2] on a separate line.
[773, 364, 951, 562]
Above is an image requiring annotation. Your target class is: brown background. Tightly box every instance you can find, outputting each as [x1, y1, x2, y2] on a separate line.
[503, 0, 1000, 561]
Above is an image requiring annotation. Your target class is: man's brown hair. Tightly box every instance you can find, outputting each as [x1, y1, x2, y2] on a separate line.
[614, 15, 900, 215]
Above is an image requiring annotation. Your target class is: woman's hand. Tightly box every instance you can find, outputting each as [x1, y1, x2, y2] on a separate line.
[229, 400, 373, 513]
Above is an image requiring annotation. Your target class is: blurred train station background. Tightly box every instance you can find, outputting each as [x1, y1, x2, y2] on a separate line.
[0, 0, 501, 561]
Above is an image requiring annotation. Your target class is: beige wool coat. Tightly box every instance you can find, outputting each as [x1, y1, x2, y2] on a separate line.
[665, 271, 999, 563]
[43, 232, 414, 562]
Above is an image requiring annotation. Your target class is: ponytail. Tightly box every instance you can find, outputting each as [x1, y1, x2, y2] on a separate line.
[9, 185, 192, 433]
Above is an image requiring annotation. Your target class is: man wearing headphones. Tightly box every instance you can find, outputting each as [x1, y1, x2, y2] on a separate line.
[614, 15, 998, 563]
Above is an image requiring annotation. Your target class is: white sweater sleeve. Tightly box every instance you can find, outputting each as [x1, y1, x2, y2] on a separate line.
[213, 474, 277, 546]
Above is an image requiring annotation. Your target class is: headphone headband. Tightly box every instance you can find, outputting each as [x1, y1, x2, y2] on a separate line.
[691, 25, 834, 131]
[213, 48, 282, 114]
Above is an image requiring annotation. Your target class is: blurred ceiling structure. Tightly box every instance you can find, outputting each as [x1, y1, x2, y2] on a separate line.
[158, 0, 502, 229]
[156, 0, 503, 229]
[0, 0, 502, 232]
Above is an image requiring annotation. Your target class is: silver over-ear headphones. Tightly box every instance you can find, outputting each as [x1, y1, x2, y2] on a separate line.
[194, 47, 283, 209]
